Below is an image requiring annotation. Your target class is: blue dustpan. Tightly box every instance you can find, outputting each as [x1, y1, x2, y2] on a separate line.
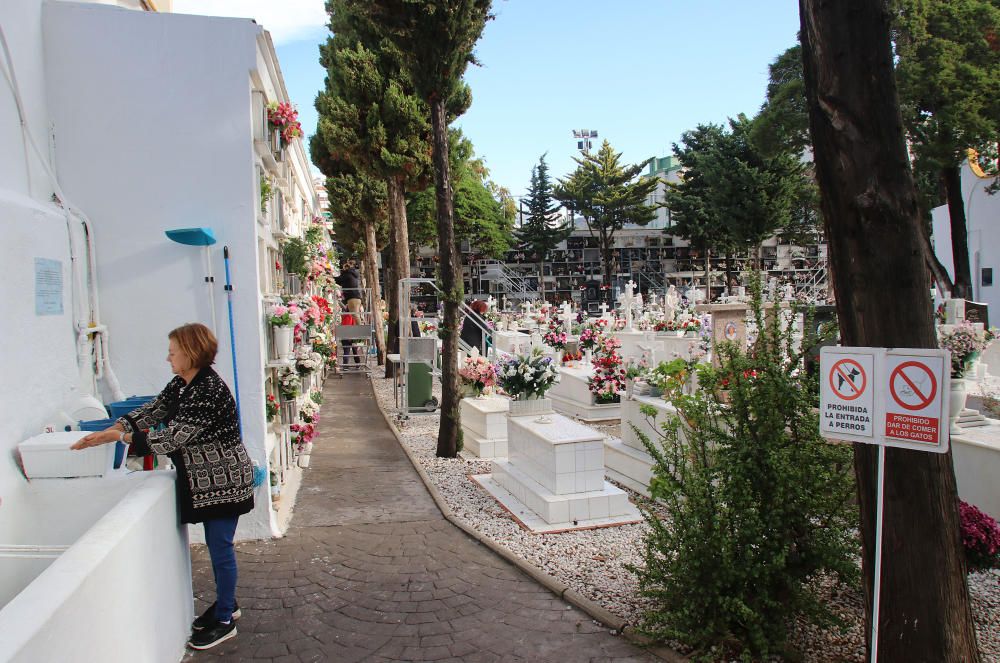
[165, 227, 217, 246]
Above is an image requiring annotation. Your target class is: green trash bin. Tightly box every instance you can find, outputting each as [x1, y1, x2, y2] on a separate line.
[404, 337, 438, 413]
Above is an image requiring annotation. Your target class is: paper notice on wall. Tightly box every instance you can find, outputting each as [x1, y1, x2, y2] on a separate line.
[34, 258, 63, 315]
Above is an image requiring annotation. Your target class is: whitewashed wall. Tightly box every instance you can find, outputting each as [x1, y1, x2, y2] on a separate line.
[43, 1, 273, 539]
[932, 161, 1000, 319]
[0, 0, 82, 543]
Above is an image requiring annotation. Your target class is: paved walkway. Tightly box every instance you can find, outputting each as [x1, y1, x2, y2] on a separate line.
[187, 374, 655, 663]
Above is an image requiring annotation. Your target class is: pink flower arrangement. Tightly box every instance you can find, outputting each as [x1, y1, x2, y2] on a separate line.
[459, 355, 498, 395]
[291, 422, 316, 445]
[590, 345, 625, 404]
[543, 330, 568, 350]
[579, 327, 603, 351]
[959, 499, 1000, 571]
[267, 101, 303, 144]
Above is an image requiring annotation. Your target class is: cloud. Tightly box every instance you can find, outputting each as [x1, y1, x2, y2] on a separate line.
[170, 0, 327, 45]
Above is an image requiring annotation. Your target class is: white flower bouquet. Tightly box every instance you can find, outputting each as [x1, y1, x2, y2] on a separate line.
[497, 348, 558, 400]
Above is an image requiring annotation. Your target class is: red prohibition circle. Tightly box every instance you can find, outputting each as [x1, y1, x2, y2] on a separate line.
[829, 358, 866, 401]
[889, 361, 937, 411]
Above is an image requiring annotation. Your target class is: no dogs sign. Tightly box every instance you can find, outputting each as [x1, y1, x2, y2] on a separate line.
[819, 347, 950, 453]
[820, 348, 876, 443]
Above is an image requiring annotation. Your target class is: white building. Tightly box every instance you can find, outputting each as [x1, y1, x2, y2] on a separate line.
[932, 158, 998, 318]
[1, 0, 317, 551]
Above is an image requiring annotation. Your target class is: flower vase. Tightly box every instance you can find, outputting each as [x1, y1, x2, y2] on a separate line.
[509, 396, 552, 417]
[675, 330, 685, 338]
[297, 454, 311, 469]
[584, 349, 593, 365]
[949, 377, 969, 436]
[273, 325, 294, 361]
[625, 378, 634, 400]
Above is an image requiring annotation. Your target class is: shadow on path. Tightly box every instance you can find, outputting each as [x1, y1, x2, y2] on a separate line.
[186, 374, 655, 662]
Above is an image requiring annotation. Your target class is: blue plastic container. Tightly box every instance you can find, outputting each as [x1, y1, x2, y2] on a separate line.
[78, 418, 116, 432]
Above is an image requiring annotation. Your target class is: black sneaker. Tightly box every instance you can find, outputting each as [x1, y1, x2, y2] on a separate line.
[192, 601, 241, 631]
[188, 619, 237, 650]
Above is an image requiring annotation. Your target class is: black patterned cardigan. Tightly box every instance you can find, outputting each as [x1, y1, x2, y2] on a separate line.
[117, 367, 255, 524]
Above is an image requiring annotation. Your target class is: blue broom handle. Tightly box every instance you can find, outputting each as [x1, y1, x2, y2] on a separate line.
[223, 246, 242, 436]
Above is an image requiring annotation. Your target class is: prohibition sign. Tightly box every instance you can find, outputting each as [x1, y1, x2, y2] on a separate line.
[829, 359, 866, 401]
[889, 361, 937, 411]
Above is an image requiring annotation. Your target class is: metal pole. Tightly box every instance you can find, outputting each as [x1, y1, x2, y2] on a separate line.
[223, 246, 242, 435]
[870, 444, 886, 663]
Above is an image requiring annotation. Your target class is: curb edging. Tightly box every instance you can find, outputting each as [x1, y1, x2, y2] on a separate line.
[369, 376, 686, 662]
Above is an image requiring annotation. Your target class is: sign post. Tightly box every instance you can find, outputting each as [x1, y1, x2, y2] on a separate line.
[819, 347, 950, 663]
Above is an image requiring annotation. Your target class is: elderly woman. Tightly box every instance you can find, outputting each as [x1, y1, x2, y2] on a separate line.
[72, 323, 254, 650]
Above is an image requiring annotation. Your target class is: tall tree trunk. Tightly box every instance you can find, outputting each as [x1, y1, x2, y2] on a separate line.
[385, 175, 411, 377]
[724, 250, 734, 290]
[430, 96, 462, 458]
[363, 217, 386, 365]
[538, 259, 546, 301]
[383, 233, 398, 378]
[799, 3, 980, 662]
[943, 165, 973, 299]
[602, 231, 615, 294]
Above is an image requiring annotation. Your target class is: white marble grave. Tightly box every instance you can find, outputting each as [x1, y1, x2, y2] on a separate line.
[474, 413, 640, 532]
[604, 395, 677, 497]
[493, 330, 531, 354]
[459, 396, 510, 459]
[548, 363, 622, 421]
[951, 421, 1000, 520]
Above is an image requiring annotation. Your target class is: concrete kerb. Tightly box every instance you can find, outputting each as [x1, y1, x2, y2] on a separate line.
[369, 376, 686, 663]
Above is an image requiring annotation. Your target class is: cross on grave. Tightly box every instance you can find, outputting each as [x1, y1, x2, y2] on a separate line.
[559, 301, 574, 335]
[500, 295, 507, 312]
[598, 302, 610, 319]
[486, 295, 496, 312]
[521, 300, 533, 317]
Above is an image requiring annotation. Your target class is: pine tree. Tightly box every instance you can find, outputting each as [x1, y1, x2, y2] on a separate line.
[360, 0, 493, 459]
[516, 155, 571, 301]
[314, 0, 432, 376]
[554, 141, 659, 291]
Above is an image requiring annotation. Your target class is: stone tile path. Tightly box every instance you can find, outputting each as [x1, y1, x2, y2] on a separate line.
[186, 374, 656, 662]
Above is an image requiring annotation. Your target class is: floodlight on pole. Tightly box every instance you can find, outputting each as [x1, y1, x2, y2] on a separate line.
[572, 128, 598, 154]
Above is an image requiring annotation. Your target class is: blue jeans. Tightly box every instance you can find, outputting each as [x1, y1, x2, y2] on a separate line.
[203, 517, 239, 623]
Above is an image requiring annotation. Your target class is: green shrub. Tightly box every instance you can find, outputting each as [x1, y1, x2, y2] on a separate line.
[630, 276, 858, 660]
[281, 237, 309, 280]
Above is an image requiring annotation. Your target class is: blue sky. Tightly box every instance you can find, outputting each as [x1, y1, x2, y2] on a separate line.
[175, 1, 802, 198]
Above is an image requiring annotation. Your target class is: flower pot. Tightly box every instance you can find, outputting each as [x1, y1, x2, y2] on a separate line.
[297, 454, 311, 469]
[950, 378, 968, 435]
[273, 325, 294, 361]
[625, 378, 634, 400]
[675, 330, 685, 337]
[685, 330, 699, 338]
[509, 397, 552, 417]
[301, 442, 313, 455]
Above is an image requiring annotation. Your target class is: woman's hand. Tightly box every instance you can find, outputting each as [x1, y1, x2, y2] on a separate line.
[71, 429, 121, 450]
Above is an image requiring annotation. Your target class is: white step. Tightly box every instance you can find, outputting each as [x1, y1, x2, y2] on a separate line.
[461, 429, 508, 459]
[459, 396, 509, 439]
[604, 438, 655, 498]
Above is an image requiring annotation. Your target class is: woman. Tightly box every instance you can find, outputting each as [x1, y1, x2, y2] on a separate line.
[334, 258, 362, 312]
[460, 299, 490, 355]
[72, 323, 254, 651]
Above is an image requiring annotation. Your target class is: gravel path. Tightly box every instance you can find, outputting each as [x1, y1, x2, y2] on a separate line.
[371, 376, 1000, 662]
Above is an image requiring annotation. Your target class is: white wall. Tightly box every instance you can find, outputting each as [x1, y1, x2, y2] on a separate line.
[0, 474, 191, 663]
[0, 0, 84, 543]
[932, 161, 999, 319]
[43, 1, 272, 538]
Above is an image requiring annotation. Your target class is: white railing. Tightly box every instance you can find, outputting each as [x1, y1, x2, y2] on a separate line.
[476, 260, 532, 301]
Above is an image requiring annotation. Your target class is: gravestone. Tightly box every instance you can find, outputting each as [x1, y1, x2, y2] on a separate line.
[964, 300, 989, 328]
[696, 302, 749, 361]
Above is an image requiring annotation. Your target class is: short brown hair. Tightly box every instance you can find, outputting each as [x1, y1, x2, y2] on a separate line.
[168, 323, 218, 369]
[470, 299, 488, 315]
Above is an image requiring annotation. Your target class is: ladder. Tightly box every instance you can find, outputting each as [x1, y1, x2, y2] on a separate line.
[333, 287, 375, 376]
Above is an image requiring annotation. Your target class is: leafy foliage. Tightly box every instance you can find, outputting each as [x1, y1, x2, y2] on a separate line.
[406, 129, 514, 258]
[630, 276, 858, 658]
[280, 237, 310, 280]
[666, 116, 811, 267]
